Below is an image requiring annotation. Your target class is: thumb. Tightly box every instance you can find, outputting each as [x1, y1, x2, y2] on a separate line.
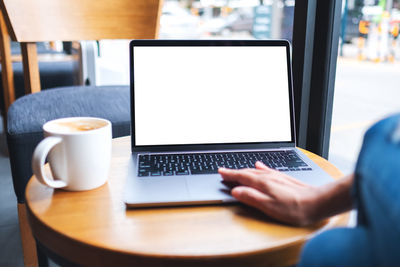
[231, 186, 271, 213]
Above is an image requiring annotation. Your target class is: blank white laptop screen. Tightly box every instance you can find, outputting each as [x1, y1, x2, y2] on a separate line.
[133, 46, 292, 146]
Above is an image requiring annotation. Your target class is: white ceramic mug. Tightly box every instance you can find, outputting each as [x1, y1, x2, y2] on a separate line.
[32, 117, 112, 191]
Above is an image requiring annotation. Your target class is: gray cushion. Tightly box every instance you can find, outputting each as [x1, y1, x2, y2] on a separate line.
[8, 85, 130, 135]
[7, 85, 131, 203]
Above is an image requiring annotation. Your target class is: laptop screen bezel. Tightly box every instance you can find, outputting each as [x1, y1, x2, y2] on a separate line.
[130, 39, 296, 152]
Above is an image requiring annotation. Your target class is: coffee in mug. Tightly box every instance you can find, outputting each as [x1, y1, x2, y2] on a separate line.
[32, 117, 112, 191]
[47, 120, 107, 133]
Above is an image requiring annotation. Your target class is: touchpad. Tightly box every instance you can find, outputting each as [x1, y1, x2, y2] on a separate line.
[186, 175, 234, 201]
[127, 177, 190, 203]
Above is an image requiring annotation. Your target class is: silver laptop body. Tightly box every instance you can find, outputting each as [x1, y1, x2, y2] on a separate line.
[124, 40, 333, 207]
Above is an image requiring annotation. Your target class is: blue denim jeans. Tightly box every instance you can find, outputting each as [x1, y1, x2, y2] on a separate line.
[298, 113, 400, 266]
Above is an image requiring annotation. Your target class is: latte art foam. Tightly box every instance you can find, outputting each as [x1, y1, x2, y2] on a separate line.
[47, 120, 107, 133]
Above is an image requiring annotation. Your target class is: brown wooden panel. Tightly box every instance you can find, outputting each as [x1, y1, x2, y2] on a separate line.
[1, 0, 163, 42]
[0, 10, 15, 111]
[18, 203, 38, 267]
[21, 43, 41, 93]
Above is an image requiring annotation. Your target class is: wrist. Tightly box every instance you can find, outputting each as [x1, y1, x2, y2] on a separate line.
[307, 185, 332, 223]
[300, 186, 328, 225]
[306, 174, 354, 224]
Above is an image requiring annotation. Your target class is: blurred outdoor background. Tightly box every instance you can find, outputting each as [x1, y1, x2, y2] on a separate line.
[94, 0, 400, 174]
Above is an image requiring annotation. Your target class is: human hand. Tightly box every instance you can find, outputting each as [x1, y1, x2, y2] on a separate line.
[218, 161, 324, 226]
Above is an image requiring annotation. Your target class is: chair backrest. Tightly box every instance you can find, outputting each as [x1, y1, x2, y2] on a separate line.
[0, 10, 15, 112]
[1, 0, 163, 42]
[0, 0, 163, 94]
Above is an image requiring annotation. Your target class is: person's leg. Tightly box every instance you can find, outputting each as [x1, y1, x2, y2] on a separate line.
[298, 227, 373, 267]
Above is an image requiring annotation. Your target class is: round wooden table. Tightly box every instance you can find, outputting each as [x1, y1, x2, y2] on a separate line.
[26, 136, 349, 267]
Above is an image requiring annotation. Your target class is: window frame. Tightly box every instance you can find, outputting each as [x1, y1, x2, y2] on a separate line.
[292, 0, 343, 158]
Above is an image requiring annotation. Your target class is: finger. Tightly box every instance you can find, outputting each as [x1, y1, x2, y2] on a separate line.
[254, 161, 309, 187]
[219, 167, 268, 176]
[273, 173, 309, 187]
[285, 176, 309, 186]
[232, 186, 298, 225]
[219, 167, 306, 194]
[255, 161, 272, 171]
[219, 168, 257, 182]
[254, 162, 302, 187]
[231, 186, 272, 213]
[219, 167, 285, 193]
[219, 168, 266, 191]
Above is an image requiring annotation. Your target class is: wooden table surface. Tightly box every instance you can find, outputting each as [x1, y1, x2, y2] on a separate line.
[26, 136, 349, 267]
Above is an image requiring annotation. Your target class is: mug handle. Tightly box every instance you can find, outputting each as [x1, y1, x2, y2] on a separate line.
[32, 136, 67, 188]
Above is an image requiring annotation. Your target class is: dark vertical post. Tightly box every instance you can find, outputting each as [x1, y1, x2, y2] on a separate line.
[306, 0, 343, 158]
[291, 0, 317, 148]
[292, 0, 342, 158]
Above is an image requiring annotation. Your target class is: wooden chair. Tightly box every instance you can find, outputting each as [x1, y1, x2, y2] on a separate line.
[0, 10, 80, 132]
[0, 9, 14, 116]
[0, 0, 162, 266]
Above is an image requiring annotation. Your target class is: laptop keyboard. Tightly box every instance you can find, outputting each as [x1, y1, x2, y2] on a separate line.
[138, 150, 311, 177]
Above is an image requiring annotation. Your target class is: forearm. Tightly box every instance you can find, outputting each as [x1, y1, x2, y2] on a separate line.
[309, 174, 354, 222]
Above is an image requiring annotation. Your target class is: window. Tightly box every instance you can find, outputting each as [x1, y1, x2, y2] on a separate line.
[159, 0, 295, 40]
[93, 0, 343, 160]
[329, 0, 400, 172]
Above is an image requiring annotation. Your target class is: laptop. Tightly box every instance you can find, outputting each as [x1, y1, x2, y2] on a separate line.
[124, 39, 333, 207]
